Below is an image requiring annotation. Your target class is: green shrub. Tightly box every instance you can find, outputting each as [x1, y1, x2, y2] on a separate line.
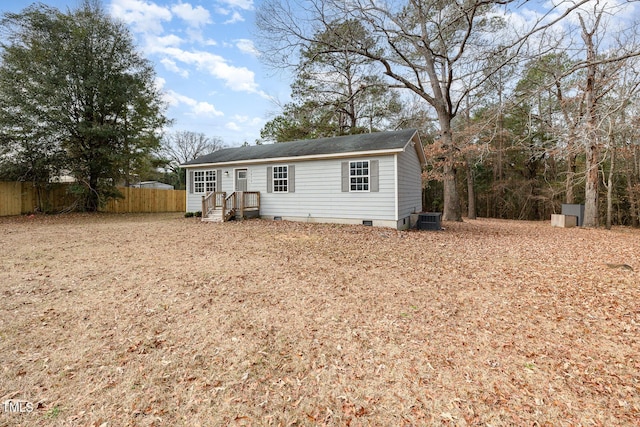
[184, 212, 194, 218]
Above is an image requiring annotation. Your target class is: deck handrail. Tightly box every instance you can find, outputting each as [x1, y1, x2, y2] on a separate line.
[201, 191, 260, 221]
[242, 192, 260, 209]
[202, 191, 226, 217]
[224, 192, 236, 221]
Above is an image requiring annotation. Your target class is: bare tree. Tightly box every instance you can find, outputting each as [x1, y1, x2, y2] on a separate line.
[579, 9, 602, 227]
[256, 0, 594, 221]
[601, 54, 640, 228]
[500, 1, 640, 226]
[158, 131, 225, 190]
[575, 2, 640, 227]
[161, 131, 225, 169]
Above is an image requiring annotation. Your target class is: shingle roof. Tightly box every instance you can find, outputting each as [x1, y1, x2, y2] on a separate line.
[182, 129, 421, 166]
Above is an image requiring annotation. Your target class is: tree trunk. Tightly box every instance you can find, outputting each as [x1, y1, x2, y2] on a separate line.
[584, 143, 599, 227]
[628, 147, 639, 227]
[438, 116, 461, 221]
[565, 153, 576, 204]
[628, 180, 638, 226]
[443, 161, 460, 221]
[627, 146, 640, 227]
[466, 159, 476, 219]
[606, 147, 615, 229]
[463, 97, 476, 220]
[85, 167, 100, 212]
[497, 87, 504, 183]
[580, 13, 601, 228]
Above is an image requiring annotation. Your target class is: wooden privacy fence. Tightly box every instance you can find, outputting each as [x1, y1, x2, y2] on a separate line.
[103, 186, 185, 213]
[0, 182, 185, 216]
[0, 182, 75, 216]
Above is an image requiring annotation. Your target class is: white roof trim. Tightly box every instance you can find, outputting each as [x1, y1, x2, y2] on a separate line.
[182, 148, 405, 168]
[409, 131, 427, 165]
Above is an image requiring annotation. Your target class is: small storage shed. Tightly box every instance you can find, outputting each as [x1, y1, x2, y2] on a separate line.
[131, 181, 174, 190]
[182, 129, 426, 230]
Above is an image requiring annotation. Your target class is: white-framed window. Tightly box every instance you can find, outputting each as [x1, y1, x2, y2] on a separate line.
[193, 170, 216, 193]
[273, 165, 288, 192]
[349, 160, 369, 192]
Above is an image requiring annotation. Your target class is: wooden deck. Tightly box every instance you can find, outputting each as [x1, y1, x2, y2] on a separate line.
[201, 191, 260, 222]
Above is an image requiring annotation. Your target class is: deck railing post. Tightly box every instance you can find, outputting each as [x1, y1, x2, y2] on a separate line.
[201, 195, 205, 217]
[222, 194, 226, 222]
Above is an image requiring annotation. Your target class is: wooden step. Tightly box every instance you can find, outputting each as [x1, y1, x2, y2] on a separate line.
[201, 216, 223, 222]
[202, 208, 223, 222]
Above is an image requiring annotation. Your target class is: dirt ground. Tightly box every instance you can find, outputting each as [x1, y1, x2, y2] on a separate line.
[0, 213, 638, 426]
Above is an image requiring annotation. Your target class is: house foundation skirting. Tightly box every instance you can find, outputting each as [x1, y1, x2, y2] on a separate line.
[261, 215, 413, 230]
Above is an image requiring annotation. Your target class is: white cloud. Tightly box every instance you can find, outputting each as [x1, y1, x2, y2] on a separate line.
[164, 90, 224, 117]
[249, 117, 264, 126]
[224, 11, 245, 24]
[193, 102, 224, 116]
[235, 39, 259, 56]
[109, 0, 172, 34]
[231, 115, 264, 126]
[156, 34, 184, 47]
[231, 114, 250, 123]
[171, 2, 212, 27]
[160, 58, 189, 77]
[225, 122, 241, 131]
[154, 76, 167, 91]
[142, 33, 184, 56]
[109, 1, 266, 98]
[224, 116, 264, 136]
[219, 0, 253, 11]
[215, 0, 251, 23]
[160, 47, 267, 96]
[185, 28, 206, 44]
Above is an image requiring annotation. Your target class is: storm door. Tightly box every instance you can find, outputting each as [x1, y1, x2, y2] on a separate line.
[235, 169, 248, 191]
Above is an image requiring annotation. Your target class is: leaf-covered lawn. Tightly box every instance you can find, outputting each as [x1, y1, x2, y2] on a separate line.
[0, 213, 638, 426]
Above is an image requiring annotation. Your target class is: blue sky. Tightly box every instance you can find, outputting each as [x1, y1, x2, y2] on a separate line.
[2, 0, 289, 147]
[3, 1, 638, 148]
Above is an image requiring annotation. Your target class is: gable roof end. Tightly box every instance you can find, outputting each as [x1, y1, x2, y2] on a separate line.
[410, 131, 427, 166]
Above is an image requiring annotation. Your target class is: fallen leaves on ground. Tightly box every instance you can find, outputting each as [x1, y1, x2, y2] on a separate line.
[0, 213, 638, 426]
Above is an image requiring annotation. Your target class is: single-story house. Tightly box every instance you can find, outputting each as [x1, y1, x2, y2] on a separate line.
[181, 129, 426, 230]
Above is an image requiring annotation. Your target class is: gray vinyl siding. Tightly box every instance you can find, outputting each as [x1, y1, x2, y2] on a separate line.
[396, 144, 423, 218]
[185, 167, 229, 212]
[186, 155, 402, 221]
[257, 156, 396, 220]
[186, 156, 396, 220]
